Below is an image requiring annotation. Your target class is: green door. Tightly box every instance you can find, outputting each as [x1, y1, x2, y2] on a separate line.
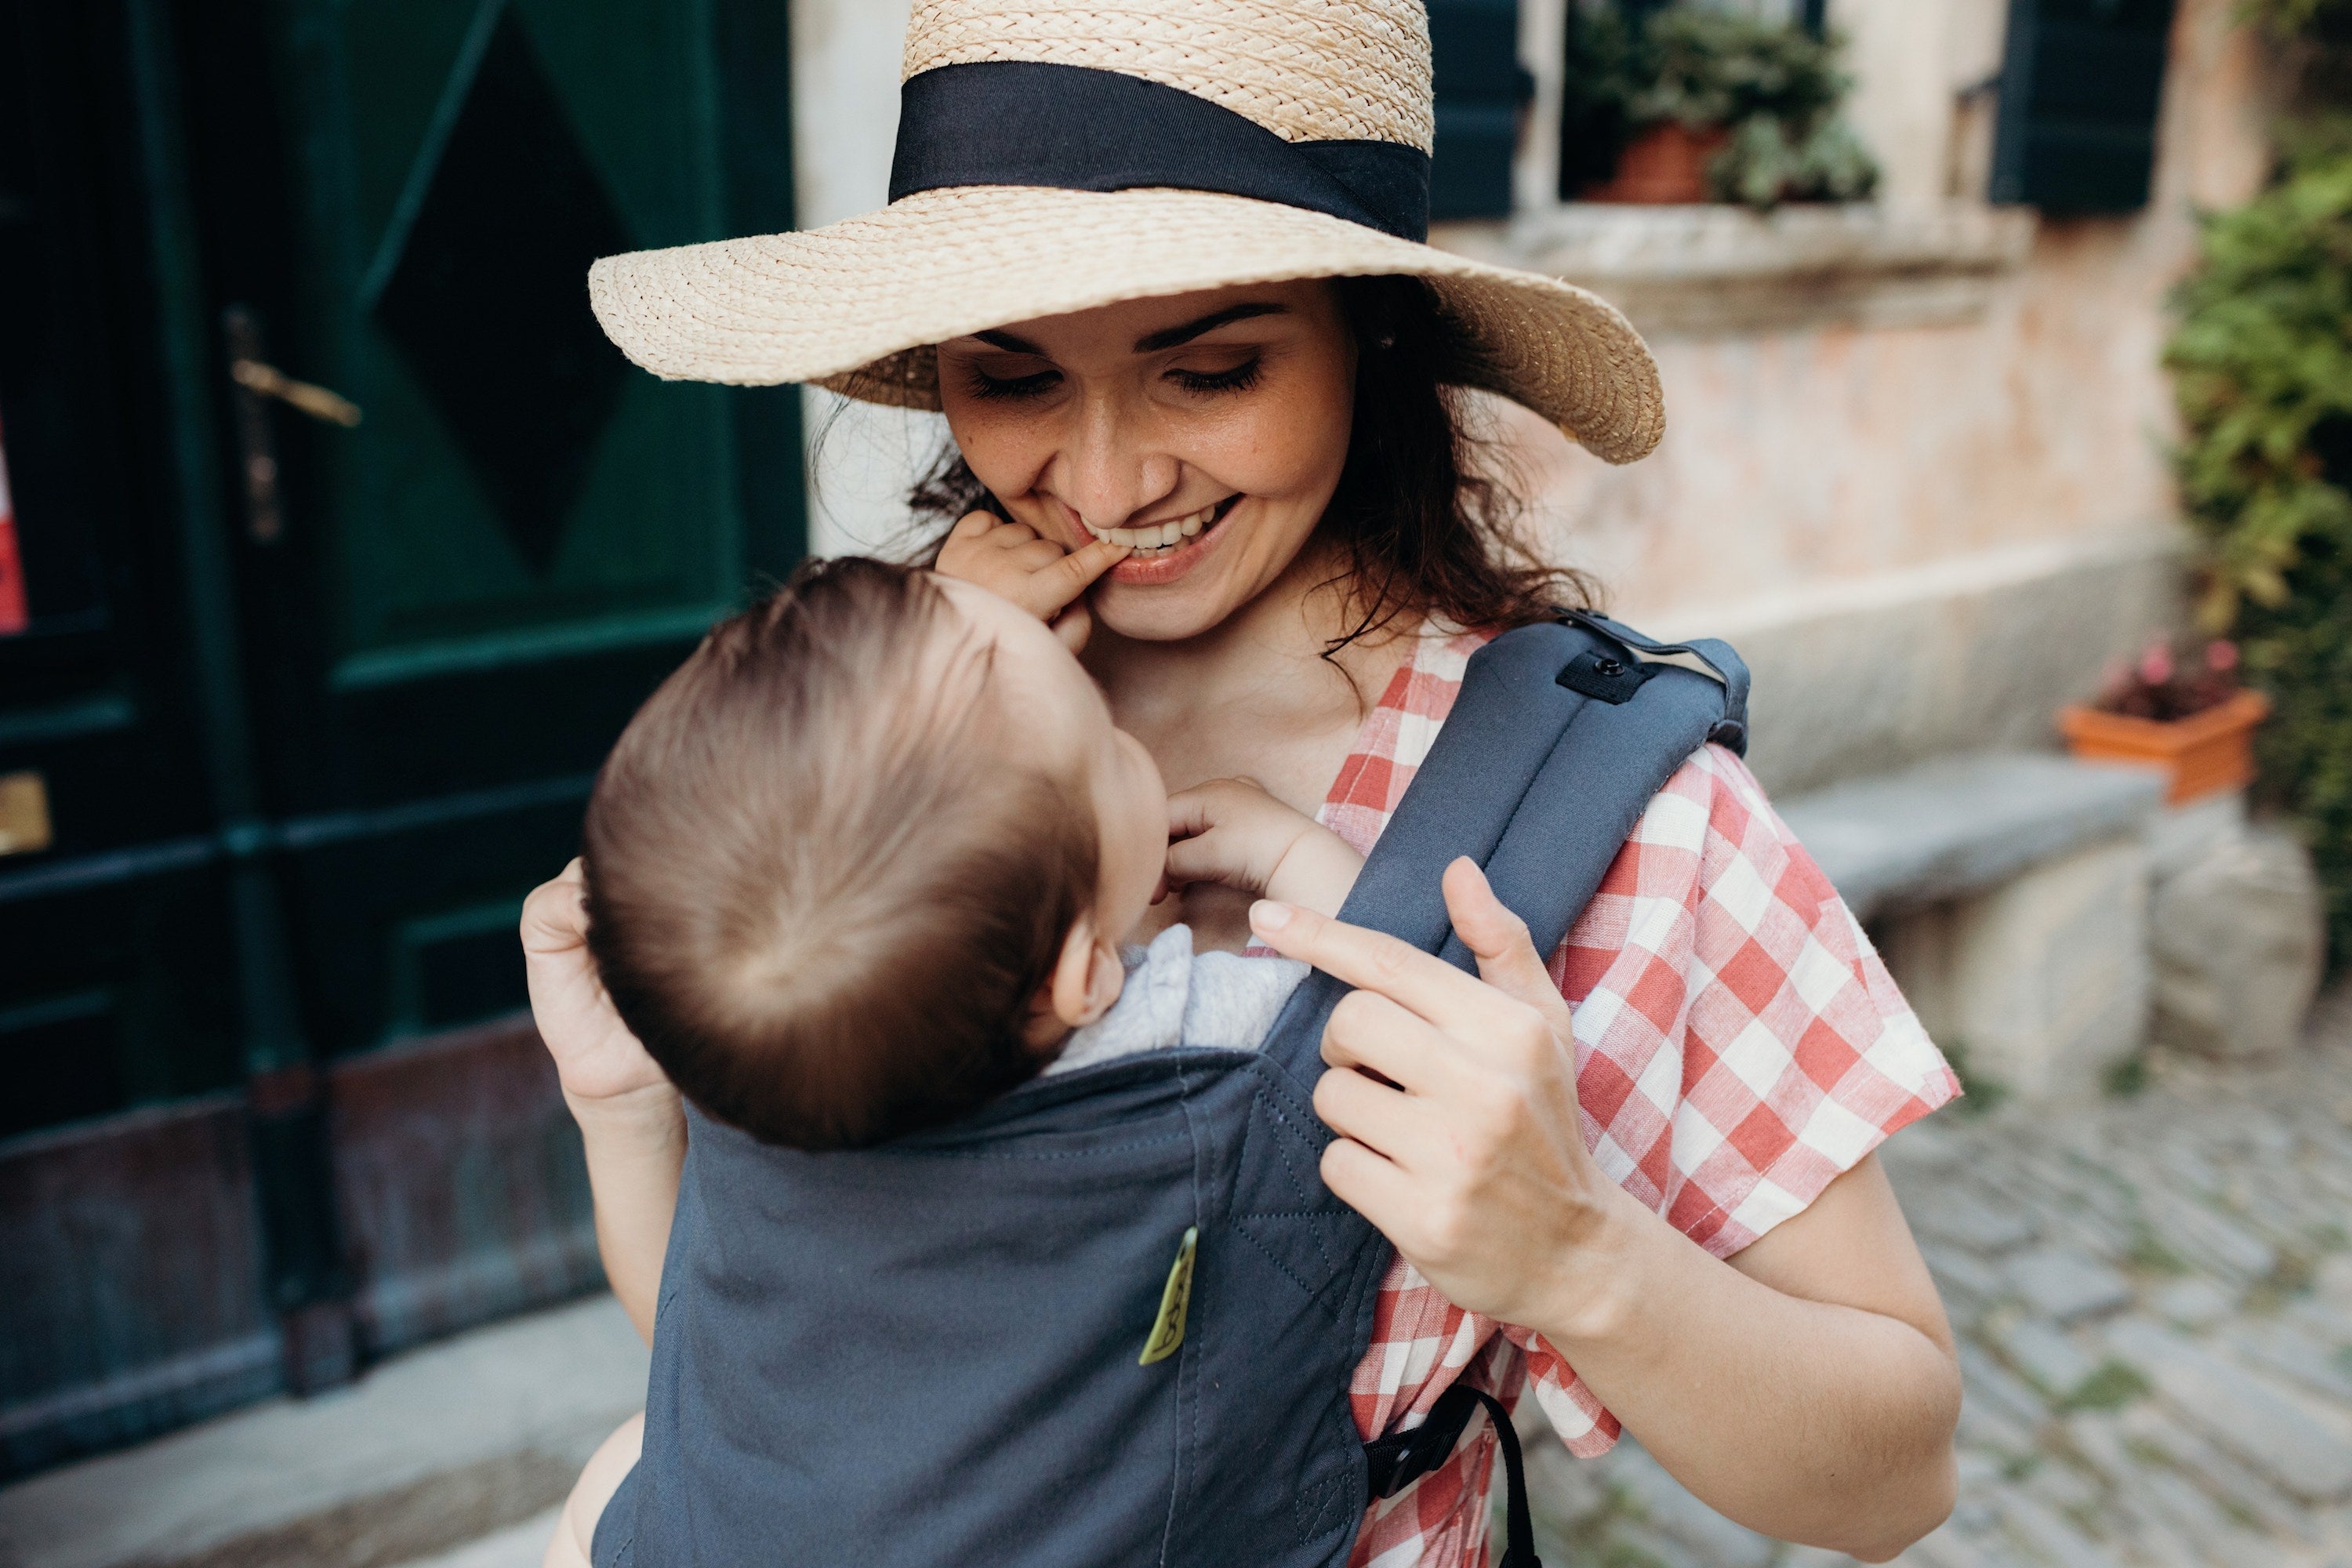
[0, 0, 798, 1470]
[238, 0, 800, 1056]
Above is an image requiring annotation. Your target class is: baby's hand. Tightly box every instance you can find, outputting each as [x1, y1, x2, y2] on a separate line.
[521, 860, 674, 1111]
[935, 511, 1130, 652]
[1166, 779, 1365, 920]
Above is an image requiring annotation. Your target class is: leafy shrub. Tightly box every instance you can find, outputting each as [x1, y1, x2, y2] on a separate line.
[2241, 0, 2352, 44]
[1561, 4, 1878, 208]
[2166, 130, 2352, 962]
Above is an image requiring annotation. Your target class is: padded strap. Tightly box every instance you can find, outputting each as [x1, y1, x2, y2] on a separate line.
[1258, 622, 1595, 1074]
[1259, 618, 1740, 1075]
[1434, 648, 1728, 973]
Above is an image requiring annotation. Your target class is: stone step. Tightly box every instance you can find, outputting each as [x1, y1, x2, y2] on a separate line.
[0, 1296, 644, 1568]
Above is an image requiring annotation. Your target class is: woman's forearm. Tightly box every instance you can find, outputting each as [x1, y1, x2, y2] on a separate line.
[569, 1084, 688, 1344]
[1534, 1178, 1960, 1560]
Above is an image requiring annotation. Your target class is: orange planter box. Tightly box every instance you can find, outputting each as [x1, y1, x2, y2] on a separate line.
[2056, 689, 2270, 805]
[1582, 124, 1732, 205]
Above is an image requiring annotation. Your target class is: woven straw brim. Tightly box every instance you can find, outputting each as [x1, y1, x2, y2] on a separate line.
[589, 185, 1664, 465]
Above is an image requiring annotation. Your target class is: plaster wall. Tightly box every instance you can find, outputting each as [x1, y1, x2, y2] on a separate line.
[1483, 0, 2281, 786]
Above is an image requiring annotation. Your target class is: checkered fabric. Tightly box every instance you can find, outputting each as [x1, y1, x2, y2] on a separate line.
[1335, 628, 1961, 1568]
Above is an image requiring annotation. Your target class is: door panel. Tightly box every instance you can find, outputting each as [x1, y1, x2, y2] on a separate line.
[226, 0, 798, 1053]
[282, 0, 742, 771]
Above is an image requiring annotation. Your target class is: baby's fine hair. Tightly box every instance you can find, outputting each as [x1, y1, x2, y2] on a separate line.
[582, 557, 1100, 1149]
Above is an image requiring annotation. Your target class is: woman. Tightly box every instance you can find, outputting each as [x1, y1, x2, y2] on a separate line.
[551, 2, 1963, 1562]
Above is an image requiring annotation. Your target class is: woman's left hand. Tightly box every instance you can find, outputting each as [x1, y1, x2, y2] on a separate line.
[1247, 857, 1626, 1332]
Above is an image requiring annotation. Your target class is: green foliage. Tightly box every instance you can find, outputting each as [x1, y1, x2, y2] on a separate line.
[2240, 0, 2352, 44]
[1635, 8, 1849, 131]
[2059, 1359, 2152, 1413]
[2103, 1052, 2151, 1097]
[1561, 3, 1878, 209]
[1937, 1036, 2009, 1116]
[1714, 112, 1879, 207]
[2166, 136, 2352, 964]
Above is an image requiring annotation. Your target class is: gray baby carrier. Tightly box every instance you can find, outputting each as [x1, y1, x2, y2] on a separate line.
[593, 614, 1748, 1568]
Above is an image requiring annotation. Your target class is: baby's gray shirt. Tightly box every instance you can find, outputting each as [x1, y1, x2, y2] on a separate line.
[1047, 924, 1308, 1076]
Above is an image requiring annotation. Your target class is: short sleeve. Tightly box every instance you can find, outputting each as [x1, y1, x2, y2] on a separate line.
[1518, 743, 1961, 1455]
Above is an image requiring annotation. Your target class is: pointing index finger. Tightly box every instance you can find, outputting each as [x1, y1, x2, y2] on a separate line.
[1247, 898, 1507, 1028]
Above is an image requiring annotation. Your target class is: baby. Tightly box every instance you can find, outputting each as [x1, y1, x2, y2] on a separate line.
[543, 555, 1363, 1562]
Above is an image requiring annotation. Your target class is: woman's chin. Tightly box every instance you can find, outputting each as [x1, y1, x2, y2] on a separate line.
[1090, 579, 1240, 643]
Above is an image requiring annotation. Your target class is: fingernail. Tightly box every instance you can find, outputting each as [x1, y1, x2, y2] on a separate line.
[1250, 899, 1292, 932]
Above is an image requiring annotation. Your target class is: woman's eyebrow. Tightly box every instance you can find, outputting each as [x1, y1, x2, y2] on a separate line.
[972, 328, 1046, 353]
[1134, 302, 1288, 353]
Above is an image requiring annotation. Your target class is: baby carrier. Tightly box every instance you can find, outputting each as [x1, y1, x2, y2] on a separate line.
[593, 613, 1749, 1568]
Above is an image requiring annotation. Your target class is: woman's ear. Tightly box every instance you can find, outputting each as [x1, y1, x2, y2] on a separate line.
[1046, 912, 1124, 1029]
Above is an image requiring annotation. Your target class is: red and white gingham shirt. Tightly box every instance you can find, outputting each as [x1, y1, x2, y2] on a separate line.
[1329, 628, 1961, 1568]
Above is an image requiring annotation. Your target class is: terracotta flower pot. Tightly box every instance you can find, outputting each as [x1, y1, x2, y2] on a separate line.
[2056, 689, 2271, 805]
[1581, 123, 1731, 205]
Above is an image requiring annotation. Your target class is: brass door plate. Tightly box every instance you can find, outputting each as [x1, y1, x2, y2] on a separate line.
[0, 771, 53, 855]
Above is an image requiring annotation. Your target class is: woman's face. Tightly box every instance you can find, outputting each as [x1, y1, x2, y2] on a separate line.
[936, 281, 1357, 643]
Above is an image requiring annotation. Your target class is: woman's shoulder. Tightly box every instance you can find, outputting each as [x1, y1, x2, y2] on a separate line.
[1560, 739, 1959, 1254]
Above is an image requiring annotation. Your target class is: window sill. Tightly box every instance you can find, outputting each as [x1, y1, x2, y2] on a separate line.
[1429, 202, 2038, 339]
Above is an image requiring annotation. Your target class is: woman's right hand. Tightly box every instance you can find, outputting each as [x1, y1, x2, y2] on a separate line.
[521, 858, 673, 1110]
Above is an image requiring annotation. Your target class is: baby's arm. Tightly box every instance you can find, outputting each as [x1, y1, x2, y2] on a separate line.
[1165, 779, 1363, 917]
[521, 861, 685, 1344]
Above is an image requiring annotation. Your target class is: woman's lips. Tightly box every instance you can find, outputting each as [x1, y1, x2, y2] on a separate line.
[1084, 496, 1243, 587]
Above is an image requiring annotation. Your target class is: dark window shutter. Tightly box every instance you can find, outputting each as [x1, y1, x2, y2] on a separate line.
[1428, 0, 1525, 220]
[1991, 0, 2179, 212]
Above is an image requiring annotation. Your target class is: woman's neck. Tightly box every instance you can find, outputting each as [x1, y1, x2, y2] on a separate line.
[1084, 543, 1417, 808]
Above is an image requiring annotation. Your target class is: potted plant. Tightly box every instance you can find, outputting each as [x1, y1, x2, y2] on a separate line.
[2058, 637, 2272, 804]
[1563, 5, 1878, 209]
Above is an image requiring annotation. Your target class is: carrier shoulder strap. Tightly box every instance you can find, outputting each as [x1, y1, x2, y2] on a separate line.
[1259, 613, 1747, 1568]
[1261, 612, 1748, 1077]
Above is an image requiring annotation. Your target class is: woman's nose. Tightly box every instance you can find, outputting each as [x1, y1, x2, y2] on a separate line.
[1058, 396, 1179, 532]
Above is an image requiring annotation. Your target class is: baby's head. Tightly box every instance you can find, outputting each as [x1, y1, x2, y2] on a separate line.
[582, 558, 1167, 1149]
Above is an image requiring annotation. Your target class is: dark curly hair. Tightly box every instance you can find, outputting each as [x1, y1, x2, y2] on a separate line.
[906, 274, 1595, 654]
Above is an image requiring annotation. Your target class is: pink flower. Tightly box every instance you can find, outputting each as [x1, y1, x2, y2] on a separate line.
[2205, 639, 2239, 673]
[2136, 642, 2176, 687]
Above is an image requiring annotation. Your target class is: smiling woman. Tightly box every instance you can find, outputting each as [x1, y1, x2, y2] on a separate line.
[551, 3, 1967, 1566]
[919, 276, 1592, 655]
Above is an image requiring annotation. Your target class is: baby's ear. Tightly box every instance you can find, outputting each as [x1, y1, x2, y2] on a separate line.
[1046, 912, 1123, 1031]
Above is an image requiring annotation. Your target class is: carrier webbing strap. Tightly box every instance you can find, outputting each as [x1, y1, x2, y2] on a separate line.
[1362, 1383, 1541, 1568]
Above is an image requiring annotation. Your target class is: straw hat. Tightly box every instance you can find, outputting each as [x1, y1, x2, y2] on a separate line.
[588, 0, 1664, 464]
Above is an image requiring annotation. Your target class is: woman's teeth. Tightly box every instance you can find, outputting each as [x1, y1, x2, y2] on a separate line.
[1085, 504, 1218, 555]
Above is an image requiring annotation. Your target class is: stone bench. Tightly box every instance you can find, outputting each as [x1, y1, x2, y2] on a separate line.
[1777, 752, 2167, 1102]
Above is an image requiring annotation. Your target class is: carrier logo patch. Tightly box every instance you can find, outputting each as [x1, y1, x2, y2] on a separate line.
[1138, 1227, 1198, 1366]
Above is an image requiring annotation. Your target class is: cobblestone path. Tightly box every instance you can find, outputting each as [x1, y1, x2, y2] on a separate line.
[1515, 991, 2352, 1568]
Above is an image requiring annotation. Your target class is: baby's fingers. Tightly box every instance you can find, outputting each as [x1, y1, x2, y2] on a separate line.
[1030, 535, 1131, 612]
[1163, 827, 1262, 894]
[520, 859, 591, 956]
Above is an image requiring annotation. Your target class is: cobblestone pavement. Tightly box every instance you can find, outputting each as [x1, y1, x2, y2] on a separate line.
[1515, 990, 2352, 1568]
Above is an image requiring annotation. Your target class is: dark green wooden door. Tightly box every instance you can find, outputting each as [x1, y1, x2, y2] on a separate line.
[0, 0, 798, 1472]
[239, 0, 799, 1057]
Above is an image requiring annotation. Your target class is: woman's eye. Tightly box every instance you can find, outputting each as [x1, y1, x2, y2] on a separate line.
[964, 365, 1062, 401]
[1167, 358, 1263, 395]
